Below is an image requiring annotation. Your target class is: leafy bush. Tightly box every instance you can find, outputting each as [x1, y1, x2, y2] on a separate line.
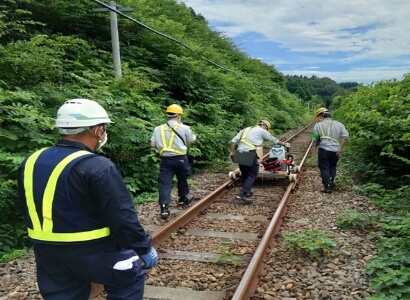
[283, 230, 335, 262]
[335, 209, 379, 230]
[337, 75, 410, 188]
[366, 237, 410, 299]
[381, 214, 410, 238]
[0, 224, 29, 253]
[0, 248, 29, 263]
[353, 184, 410, 213]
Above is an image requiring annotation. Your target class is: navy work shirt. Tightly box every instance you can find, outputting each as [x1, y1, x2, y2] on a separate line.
[17, 139, 152, 254]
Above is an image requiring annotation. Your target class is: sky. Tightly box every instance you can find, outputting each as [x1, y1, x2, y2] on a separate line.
[179, 0, 410, 84]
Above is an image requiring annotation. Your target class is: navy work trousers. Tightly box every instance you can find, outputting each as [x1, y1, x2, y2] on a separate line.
[33, 238, 146, 300]
[238, 154, 259, 194]
[318, 148, 339, 186]
[159, 155, 190, 205]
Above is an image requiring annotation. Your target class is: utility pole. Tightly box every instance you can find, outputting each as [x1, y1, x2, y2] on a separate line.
[92, 1, 133, 78]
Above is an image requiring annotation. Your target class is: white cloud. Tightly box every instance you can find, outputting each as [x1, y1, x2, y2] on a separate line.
[180, 0, 410, 82]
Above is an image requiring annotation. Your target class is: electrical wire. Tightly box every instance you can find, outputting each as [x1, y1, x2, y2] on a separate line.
[91, 0, 281, 92]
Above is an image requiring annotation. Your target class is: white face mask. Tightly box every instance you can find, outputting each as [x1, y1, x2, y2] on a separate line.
[95, 133, 108, 151]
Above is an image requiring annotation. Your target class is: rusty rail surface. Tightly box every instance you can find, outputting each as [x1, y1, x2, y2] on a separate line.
[90, 124, 313, 299]
[151, 179, 234, 247]
[231, 131, 312, 299]
[232, 183, 294, 299]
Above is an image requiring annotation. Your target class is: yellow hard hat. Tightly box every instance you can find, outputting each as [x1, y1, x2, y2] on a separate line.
[166, 104, 183, 115]
[256, 120, 271, 131]
[314, 107, 329, 119]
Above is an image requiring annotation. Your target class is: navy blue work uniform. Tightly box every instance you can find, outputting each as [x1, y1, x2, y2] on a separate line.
[17, 140, 152, 300]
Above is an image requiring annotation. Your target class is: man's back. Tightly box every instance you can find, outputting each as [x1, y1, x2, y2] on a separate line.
[313, 118, 349, 152]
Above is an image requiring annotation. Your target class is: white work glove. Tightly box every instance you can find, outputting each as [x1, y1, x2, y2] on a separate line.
[284, 142, 291, 148]
[113, 255, 140, 270]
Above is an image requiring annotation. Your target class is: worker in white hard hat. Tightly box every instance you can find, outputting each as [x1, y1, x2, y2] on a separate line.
[150, 104, 196, 219]
[312, 107, 349, 193]
[17, 99, 158, 300]
[230, 120, 289, 204]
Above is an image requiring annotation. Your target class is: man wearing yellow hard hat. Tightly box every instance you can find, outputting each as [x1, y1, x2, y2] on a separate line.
[150, 104, 196, 219]
[230, 120, 289, 204]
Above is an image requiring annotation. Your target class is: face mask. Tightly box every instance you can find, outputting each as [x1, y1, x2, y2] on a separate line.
[95, 133, 108, 151]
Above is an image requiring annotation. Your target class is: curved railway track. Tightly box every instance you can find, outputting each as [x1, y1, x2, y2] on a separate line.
[91, 125, 313, 300]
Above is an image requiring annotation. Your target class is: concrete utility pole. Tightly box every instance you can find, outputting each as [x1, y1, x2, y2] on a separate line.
[92, 1, 133, 78]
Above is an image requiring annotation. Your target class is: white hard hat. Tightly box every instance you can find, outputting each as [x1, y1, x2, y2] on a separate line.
[55, 99, 113, 129]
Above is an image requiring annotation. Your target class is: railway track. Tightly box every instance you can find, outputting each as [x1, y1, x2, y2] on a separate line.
[116, 124, 314, 300]
[2, 124, 376, 299]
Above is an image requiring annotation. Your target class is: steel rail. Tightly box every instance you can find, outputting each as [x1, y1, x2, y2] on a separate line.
[231, 126, 313, 300]
[89, 180, 235, 299]
[90, 124, 312, 299]
[291, 140, 314, 190]
[231, 142, 311, 299]
[232, 182, 294, 300]
[151, 179, 234, 247]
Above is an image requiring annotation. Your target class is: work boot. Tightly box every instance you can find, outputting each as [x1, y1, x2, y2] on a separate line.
[235, 193, 253, 204]
[321, 185, 333, 194]
[160, 204, 170, 219]
[244, 191, 254, 197]
[329, 177, 336, 190]
[178, 194, 194, 206]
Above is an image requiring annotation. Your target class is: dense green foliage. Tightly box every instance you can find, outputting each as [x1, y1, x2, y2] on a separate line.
[1, 1, 409, 298]
[337, 76, 410, 187]
[0, 0, 310, 252]
[285, 75, 358, 108]
[336, 77, 410, 299]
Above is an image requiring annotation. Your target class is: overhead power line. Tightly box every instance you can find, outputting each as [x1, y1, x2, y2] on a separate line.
[91, 0, 281, 92]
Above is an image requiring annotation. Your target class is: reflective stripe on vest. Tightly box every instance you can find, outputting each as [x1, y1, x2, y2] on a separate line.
[318, 121, 339, 143]
[240, 127, 257, 150]
[24, 148, 110, 242]
[159, 124, 186, 155]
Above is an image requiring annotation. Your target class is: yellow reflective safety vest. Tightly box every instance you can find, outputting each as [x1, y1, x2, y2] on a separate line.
[239, 127, 257, 150]
[318, 121, 339, 143]
[159, 124, 186, 155]
[21, 147, 110, 243]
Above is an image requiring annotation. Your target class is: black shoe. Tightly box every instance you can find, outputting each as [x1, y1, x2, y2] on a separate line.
[178, 194, 194, 206]
[245, 191, 254, 197]
[321, 185, 333, 194]
[329, 177, 337, 189]
[235, 194, 253, 204]
[160, 204, 170, 219]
